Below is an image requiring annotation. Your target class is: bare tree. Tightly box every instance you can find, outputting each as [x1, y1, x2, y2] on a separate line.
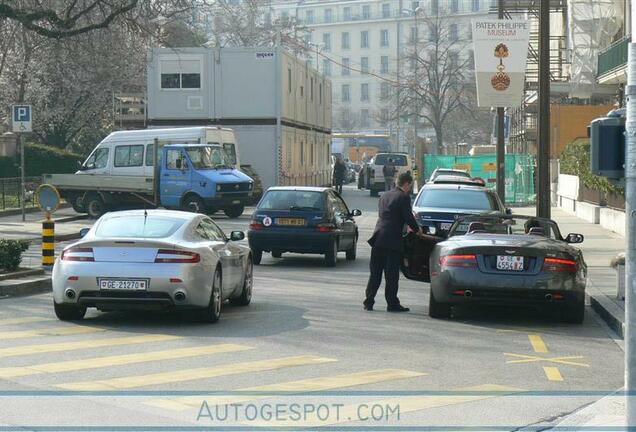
[333, 107, 360, 133]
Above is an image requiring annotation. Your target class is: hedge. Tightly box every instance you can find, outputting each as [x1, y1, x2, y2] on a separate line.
[0, 143, 83, 178]
[0, 239, 29, 272]
[559, 138, 624, 196]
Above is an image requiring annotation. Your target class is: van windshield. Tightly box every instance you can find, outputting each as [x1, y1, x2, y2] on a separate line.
[374, 154, 408, 166]
[185, 146, 228, 169]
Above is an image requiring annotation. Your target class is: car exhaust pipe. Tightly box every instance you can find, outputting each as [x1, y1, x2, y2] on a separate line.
[464, 290, 473, 298]
[65, 289, 76, 299]
[174, 291, 186, 302]
[545, 293, 553, 301]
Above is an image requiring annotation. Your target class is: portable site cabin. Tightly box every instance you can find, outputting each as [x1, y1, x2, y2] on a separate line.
[147, 47, 333, 189]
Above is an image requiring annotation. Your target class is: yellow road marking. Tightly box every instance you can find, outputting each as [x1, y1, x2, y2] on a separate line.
[543, 366, 564, 381]
[0, 326, 105, 340]
[0, 317, 52, 326]
[0, 334, 180, 359]
[528, 334, 548, 353]
[58, 355, 337, 391]
[244, 384, 521, 428]
[504, 353, 589, 367]
[0, 344, 253, 379]
[147, 368, 427, 411]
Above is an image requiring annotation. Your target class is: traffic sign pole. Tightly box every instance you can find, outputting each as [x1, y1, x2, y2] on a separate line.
[19, 134, 24, 222]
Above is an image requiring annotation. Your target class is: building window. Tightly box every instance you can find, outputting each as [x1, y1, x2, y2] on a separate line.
[429, 25, 438, 42]
[361, 30, 369, 48]
[324, 8, 332, 23]
[380, 108, 389, 127]
[380, 82, 390, 99]
[467, 24, 473, 40]
[382, 3, 390, 18]
[450, 23, 458, 41]
[342, 58, 350, 75]
[362, 5, 371, 19]
[160, 59, 201, 90]
[472, 0, 480, 12]
[341, 32, 350, 49]
[451, 0, 459, 13]
[380, 29, 389, 47]
[360, 109, 370, 127]
[361, 56, 369, 74]
[288, 68, 292, 93]
[303, 33, 311, 44]
[409, 57, 416, 71]
[430, 0, 437, 14]
[306, 10, 314, 23]
[281, 11, 289, 19]
[410, 26, 418, 44]
[342, 84, 350, 102]
[322, 59, 331, 76]
[319, 83, 323, 105]
[310, 77, 314, 101]
[360, 83, 369, 101]
[323, 33, 331, 50]
[449, 51, 459, 68]
[411, 1, 420, 12]
[343, 6, 352, 20]
[380, 55, 389, 74]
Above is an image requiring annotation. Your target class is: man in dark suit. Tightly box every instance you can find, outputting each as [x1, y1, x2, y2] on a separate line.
[364, 172, 428, 312]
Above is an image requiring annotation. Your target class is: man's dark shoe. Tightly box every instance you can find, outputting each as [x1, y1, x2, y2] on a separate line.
[363, 303, 373, 311]
[387, 305, 410, 312]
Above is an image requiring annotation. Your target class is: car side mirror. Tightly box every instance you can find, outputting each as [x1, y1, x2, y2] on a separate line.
[505, 208, 512, 215]
[230, 231, 245, 241]
[566, 233, 584, 244]
[79, 228, 90, 238]
[350, 209, 362, 217]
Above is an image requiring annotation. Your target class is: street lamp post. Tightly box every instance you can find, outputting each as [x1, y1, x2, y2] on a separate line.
[402, 6, 421, 159]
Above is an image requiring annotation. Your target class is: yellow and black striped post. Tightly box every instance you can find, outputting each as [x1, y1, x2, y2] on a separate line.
[42, 214, 55, 267]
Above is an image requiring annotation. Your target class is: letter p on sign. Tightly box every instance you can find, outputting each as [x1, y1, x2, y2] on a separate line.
[12, 104, 32, 132]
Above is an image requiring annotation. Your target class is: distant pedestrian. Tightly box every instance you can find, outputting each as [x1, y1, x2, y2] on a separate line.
[364, 172, 433, 312]
[333, 157, 347, 194]
[383, 158, 396, 191]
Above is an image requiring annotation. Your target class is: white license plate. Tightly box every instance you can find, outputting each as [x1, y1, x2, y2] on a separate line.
[232, 200, 241, 204]
[99, 279, 147, 290]
[496, 256, 524, 271]
[439, 222, 453, 231]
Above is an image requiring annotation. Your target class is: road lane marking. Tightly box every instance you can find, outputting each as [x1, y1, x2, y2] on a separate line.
[543, 366, 564, 381]
[57, 355, 338, 391]
[0, 344, 253, 379]
[0, 325, 106, 340]
[528, 334, 548, 353]
[0, 334, 180, 359]
[504, 353, 589, 367]
[243, 384, 522, 428]
[0, 317, 53, 326]
[146, 369, 427, 411]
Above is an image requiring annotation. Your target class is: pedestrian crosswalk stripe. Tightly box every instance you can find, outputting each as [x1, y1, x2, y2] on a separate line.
[0, 317, 53, 326]
[245, 384, 522, 428]
[0, 334, 180, 359]
[0, 344, 253, 379]
[0, 325, 106, 340]
[57, 355, 338, 391]
[147, 368, 427, 411]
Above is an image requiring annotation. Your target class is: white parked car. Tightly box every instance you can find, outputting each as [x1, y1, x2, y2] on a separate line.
[367, 153, 413, 196]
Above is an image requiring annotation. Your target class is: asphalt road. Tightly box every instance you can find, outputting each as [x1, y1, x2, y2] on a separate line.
[0, 185, 625, 430]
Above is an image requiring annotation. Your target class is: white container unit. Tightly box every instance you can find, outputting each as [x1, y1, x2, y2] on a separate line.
[147, 47, 332, 189]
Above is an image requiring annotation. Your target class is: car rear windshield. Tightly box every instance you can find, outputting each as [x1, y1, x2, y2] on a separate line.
[416, 189, 499, 210]
[374, 154, 407, 166]
[433, 170, 470, 179]
[258, 190, 325, 211]
[95, 216, 186, 238]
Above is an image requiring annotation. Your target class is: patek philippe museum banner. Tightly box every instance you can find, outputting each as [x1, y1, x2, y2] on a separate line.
[472, 19, 530, 108]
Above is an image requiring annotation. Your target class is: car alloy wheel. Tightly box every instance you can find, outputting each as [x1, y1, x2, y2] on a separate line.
[212, 270, 222, 319]
[232, 259, 253, 306]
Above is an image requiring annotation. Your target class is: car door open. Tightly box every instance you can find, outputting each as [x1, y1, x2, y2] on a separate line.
[401, 232, 438, 283]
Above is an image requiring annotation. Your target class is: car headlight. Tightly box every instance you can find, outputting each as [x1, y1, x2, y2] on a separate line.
[216, 185, 221, 192]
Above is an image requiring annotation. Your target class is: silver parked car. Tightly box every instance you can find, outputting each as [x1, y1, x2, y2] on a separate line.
[52, 209, 253, 323]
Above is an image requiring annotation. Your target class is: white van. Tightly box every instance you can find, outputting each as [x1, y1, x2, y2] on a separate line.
[79, 127, 239, 177]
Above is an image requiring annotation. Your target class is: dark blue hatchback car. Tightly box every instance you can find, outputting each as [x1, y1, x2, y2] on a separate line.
[248, 187, 361, 267]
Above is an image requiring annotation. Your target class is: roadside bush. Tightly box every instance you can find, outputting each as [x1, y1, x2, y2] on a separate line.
[559, 138, 624, 196]
[0, 239, 29, 272]
[0, 143, 82, 178]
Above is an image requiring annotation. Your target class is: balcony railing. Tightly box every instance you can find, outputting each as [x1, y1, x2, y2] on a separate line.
[598, 35, 629, 78]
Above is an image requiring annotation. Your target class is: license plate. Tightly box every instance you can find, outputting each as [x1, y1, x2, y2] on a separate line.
[439, 222, 453, 231]
[496, 256, 524, 271]
[276, 218, 305, 226]
[232, 200, 241, 204]
[99, 279, 147, 290]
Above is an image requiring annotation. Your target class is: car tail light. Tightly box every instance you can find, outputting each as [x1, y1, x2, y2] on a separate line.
[67, 276, 79, 281]
[155, 249, 201, 263]
[440, 254, 477, 268]
[317, 223, 336, 232]
[61, 247, 94, 262]
[249, 222, 265, 230]
[543, 257, 577, 272]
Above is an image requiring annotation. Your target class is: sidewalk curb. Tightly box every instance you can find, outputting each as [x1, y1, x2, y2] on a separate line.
[0, 203, 71, 217]
[0, 268, 44, 282]
[0, 275, 51, 298]
[588, 291, 625, 339]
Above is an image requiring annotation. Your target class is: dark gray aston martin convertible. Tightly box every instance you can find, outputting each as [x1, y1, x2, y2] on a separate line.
[402, 214, 587, 323]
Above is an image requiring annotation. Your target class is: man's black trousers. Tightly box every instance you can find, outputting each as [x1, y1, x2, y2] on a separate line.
[364, 246, 402, 308]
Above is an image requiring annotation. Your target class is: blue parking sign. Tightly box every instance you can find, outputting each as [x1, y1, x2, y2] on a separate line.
[12, 104, 32, 132]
